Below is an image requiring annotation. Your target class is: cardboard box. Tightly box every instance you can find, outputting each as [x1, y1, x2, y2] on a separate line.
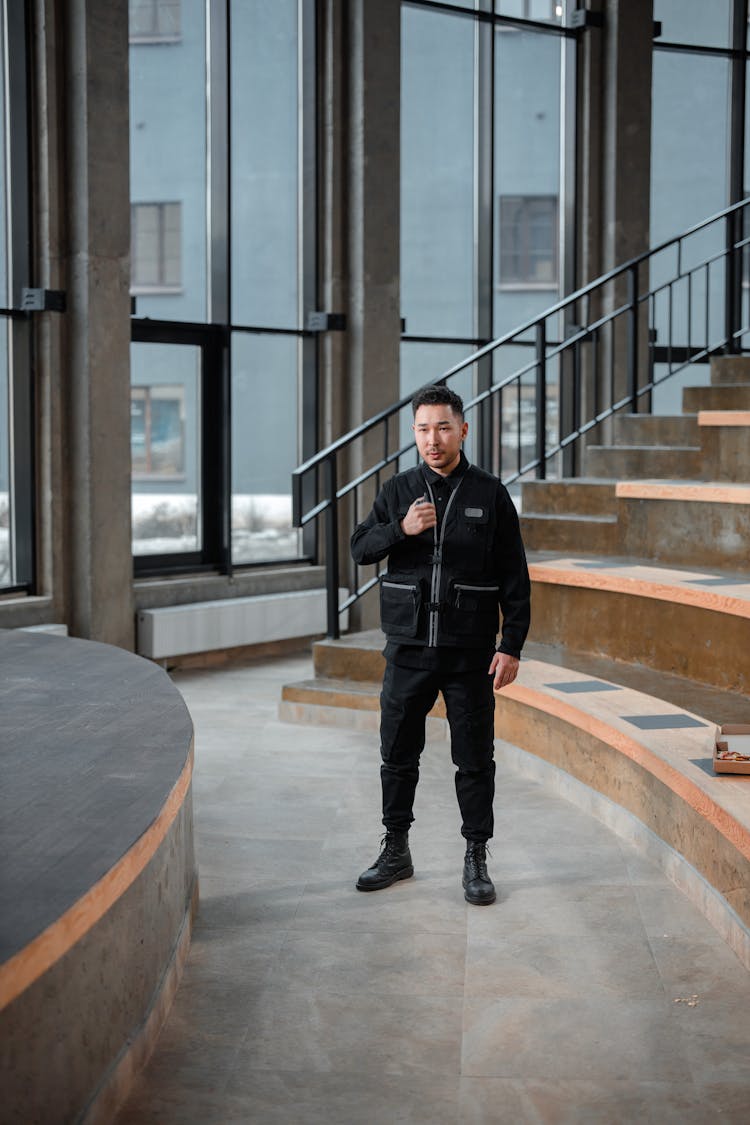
[714, 724, 750, 775]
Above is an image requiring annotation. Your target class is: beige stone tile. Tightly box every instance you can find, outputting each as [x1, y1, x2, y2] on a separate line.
[271, 928, 467, 996]
[466, 881, 645, 939]
[236, 990, 463, 1076]
[290, 869, 469, 935]
[461, 997, 693, 1082]
[223, 1068, 460, 1125]
[464, 927, 662, 1000]
[458, 1077, 722, 1125]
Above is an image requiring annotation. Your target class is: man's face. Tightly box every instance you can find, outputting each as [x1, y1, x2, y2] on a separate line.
[413, 403, 468, 476]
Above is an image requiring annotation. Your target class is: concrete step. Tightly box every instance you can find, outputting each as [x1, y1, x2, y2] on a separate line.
[698, 411, 750, 482]
[280, 632, 748, 729]
[521, 479, 618, 517]
[711, 355, 750, 385]
[683, 384, 750, 412]
[312, 627, 385, 682]
[527, 556, 750, 696]
[613, 413, 699, 446]
[283, 639, 750, 724]
[584, 445, 702, 479]
[616, 481, 750, 572]
[520, 512, 620, 555]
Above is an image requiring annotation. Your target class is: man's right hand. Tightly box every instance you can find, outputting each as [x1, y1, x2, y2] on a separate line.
[400, 496, 437, 536]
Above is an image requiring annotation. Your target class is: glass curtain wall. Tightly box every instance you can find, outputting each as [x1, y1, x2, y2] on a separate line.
[230, 0, 311, 564]
[650, 1, 745, 410]
[400, 1, 570, 480]
[129, 0, 314, 570]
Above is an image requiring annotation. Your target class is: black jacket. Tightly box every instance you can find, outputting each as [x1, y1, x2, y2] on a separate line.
[350, 455, 530, 658]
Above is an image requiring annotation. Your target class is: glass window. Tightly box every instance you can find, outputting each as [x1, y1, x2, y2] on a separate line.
[651, 50, 730, 411]
[129, 0, 181, 43]
[131, 343, 201, 556]
[494, 25, 562, 337]
[129, 0, 315, 573]
[654, 0, 731, 49]
[230, 0, 300, 329]
[231, 333, 301, 563]
[131, 202, 182, 289]
[401, 5, 476, 339]
[129, 1, 207, 321]
[499, 195, 558, 286]
[496, 1, 563, 25]
[131, 385, 185, 476]
[651, 52, 729, 251]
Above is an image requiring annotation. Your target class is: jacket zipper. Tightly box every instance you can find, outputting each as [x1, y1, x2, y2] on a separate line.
[425, 476, 464, 647]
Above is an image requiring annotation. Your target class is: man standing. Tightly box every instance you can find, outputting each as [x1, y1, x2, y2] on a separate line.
[350, 385, 531, 905]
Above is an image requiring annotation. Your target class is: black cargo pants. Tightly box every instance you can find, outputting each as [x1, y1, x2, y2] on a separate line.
[379, 658, 496, 843]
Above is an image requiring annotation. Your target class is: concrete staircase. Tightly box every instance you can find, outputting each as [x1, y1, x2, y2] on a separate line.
[521, 356, 750, 565]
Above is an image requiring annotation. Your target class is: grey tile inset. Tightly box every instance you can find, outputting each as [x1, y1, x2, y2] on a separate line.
[571, 560, 617, 569]
[690, 577, 750, 587]
[623, 714, 709, 730]
[545, 680, 621, 694]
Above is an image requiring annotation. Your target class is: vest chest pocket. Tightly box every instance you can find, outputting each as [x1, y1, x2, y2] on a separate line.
[445, 581, 499, 637]
[379, 576, 422, 637]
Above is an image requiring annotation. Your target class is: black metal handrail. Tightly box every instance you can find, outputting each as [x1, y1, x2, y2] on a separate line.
[293, 196, 750, 638]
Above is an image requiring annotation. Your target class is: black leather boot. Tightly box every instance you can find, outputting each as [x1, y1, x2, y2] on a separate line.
[356, 832, 413, 892]
[462, 842, 496, 905]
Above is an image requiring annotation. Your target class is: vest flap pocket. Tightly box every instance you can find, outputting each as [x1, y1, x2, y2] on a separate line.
[445, 580, 499, 636]
[379, 575, 422, 637]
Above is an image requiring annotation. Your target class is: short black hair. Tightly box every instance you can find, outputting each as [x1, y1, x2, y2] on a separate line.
[411, 384, 464, 420]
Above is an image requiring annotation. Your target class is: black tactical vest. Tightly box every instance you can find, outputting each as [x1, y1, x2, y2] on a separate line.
[378, 464, 503, 649]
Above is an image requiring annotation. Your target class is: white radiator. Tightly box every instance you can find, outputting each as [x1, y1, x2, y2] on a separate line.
[136, 588, 349, 659]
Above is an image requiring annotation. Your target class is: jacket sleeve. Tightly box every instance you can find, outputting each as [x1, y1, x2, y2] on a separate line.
[494, 486, 531, 659]
[350, 481, 406, 566]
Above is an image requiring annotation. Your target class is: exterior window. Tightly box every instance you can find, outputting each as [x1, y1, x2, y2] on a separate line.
[129, 0, 181, 43]
[131, 385, 185, 477]
[131, 202, 182, 290]
[498, 195, 558, 286]
[497, 1, 563, 25]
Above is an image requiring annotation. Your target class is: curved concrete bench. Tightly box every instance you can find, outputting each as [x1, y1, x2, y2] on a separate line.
[0, 630, 196, 1125]
[528, 555, 750, 696]
[494, 658, 750, 969]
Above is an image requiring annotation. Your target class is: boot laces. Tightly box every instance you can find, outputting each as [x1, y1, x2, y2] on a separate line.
[378, 832, 405, 865]
[466, 842, 491, 880]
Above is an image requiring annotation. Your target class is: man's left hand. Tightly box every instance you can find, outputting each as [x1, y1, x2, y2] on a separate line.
[489, 651, 519, 692]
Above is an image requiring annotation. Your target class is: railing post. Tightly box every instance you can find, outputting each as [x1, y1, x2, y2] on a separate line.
[627, 264, 639, 411]
[324, 456, 340, 640]
[535, 321, 547, 479]
[725, 209, 742, 354]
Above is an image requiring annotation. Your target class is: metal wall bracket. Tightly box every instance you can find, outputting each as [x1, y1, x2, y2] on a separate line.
[569, 9, 604, 30]
[21, 287, 66, 312]
[306, 311, 346, 332]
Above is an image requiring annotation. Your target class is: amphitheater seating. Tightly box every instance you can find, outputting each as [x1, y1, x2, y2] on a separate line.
[280, 355, 750, 964]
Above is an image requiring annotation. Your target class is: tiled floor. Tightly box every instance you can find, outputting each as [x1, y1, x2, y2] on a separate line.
[115, 653, 750, 1124]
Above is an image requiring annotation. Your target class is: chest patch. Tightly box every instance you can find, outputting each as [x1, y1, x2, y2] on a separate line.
[464, 506, 486, 521]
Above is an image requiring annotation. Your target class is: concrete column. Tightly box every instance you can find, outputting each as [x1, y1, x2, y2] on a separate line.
[63, 0, 134, 648]
[346, 0, 401, 435]
[321, 0, 401, 629]
[578, 0, 653, 423]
